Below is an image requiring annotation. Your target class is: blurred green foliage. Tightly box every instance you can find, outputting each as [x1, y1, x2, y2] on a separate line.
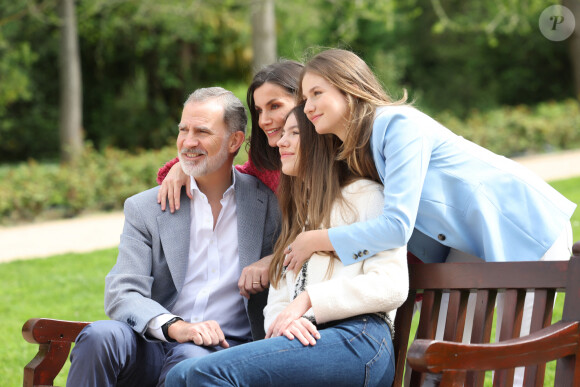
[0, 144, 175, 223]
[0, 98, 577, 224]
[0, 0, 577, 163]
[435, 99, 580, 157]
[0, 139, 250, 224]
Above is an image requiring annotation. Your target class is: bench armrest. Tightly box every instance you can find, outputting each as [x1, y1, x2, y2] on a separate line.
[22, 318, 91, 387]
[407, 320, 580, 373]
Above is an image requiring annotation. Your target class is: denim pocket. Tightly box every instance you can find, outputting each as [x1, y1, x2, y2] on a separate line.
[364, 338, 395, 387]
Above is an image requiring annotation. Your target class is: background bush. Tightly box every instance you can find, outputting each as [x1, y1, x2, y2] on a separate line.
[0, 145, 174, 223]
[434, 99, 580, 157]
[0, 98, 578, 225]
[0, 0, 576, 162]
[0, 141, 251, 224]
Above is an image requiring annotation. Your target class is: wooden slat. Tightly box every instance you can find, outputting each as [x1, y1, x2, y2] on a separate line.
[498, 289, 526, 341]
[466, 289, 497, 387]
[443, 290, 469, 342]
[410, 290, 442, 386]
[408, 261, 568, 290]
[416, 290, 441, 341]
[392, 289, 415, 387]
[470, 289, 497, 344]
[523, 289, 555, 386]
[495, 289, 526, 385]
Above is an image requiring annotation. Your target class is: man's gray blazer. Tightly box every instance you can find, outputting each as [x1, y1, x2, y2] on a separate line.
[104, 169, 280, 340]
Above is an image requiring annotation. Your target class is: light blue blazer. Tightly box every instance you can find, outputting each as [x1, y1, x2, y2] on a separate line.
[328, 106, 576, 265]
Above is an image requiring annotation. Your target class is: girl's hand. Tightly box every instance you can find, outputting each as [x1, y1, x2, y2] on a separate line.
[265, 292, 315, 341]
[283, 230, 333, 274]
[281, 318, 320, 346]
[157, 162, 191, 212]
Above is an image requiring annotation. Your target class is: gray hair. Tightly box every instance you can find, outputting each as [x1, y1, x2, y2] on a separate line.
[185, 87, 247, 134]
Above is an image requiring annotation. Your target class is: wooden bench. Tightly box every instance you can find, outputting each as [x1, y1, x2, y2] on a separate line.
[23, 242, 580, 386]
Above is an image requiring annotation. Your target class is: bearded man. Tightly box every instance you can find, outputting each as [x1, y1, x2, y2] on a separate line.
[67, 87, 280, 387]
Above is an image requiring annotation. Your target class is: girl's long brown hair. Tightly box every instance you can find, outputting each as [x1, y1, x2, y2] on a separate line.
[298, 49, 407, 182]
[269, 104, 355, 288]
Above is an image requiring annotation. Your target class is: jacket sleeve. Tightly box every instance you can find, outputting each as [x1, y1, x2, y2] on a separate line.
[329, 107, 434, 265]
[307, 181, 409, 323]
[307, 247, 408, 324]
[104, 195, 171, 337]
[263, 275, 291, 334]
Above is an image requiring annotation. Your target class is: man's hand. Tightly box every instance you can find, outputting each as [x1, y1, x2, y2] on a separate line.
[167, 320, 229, 348]
[238, 254, 273, 299]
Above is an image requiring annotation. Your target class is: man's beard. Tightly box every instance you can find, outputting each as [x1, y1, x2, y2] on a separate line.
[178, 142, 229, 177]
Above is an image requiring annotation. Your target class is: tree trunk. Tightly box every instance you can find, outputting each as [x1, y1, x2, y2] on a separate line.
[251, 0, 277, 74]
[563, 0, 580, 100]
[59, 0, 83, 163]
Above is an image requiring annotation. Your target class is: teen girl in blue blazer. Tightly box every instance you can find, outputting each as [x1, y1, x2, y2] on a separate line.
[284, 48, 575, 271]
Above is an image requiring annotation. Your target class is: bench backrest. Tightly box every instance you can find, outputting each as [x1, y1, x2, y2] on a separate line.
[393, 246, 580, 386]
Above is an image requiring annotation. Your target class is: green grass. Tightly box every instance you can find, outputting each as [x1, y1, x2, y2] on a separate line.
[2, 177, 579, 386]
[2, 249, 116, 386]
[551, 177, 580, 238]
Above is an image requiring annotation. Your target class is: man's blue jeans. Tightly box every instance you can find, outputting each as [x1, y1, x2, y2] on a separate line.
[166, 314, 394, 387]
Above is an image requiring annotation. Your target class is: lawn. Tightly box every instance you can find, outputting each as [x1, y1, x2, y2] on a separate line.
[2, 177, 579, 386]
[2, 249, 116, 386]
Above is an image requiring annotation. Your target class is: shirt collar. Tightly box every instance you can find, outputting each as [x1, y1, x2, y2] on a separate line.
[189, 166, 236, 199]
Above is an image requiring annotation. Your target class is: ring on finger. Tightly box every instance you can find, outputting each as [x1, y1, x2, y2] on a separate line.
[287, 245, 292, 252]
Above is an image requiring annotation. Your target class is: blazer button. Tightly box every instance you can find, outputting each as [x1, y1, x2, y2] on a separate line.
[438, 234, 446, 241]
[353, 254, 359, 260]
[358, 251, 364, 257]
[363, 250, 369, 255]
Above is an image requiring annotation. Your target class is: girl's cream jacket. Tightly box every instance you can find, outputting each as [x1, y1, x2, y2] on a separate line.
[264, 179, 409, 333]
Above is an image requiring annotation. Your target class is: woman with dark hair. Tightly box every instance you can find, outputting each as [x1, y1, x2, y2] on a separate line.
[156, 60, 303, 211]
[165, 105, 408, 387]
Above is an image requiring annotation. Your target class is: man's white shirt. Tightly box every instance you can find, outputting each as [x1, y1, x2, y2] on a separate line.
[147, 170, 251, 341]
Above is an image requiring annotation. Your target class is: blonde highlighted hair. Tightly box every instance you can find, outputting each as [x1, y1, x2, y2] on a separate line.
[298, 48, 407, 181]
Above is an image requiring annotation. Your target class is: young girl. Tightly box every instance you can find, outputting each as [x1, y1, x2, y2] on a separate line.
[284, 48, 575, 271]
[165, 106, 408, 387]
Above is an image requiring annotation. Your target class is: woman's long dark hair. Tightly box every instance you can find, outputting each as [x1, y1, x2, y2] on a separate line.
[247, 60, 304, 171]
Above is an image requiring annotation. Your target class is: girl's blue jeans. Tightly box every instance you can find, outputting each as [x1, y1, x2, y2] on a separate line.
[165, 314, 395, 387]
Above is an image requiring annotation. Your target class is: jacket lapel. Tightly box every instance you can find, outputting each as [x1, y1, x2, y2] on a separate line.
[234, 170, 267, 269]
[157, 193, 191, 291]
